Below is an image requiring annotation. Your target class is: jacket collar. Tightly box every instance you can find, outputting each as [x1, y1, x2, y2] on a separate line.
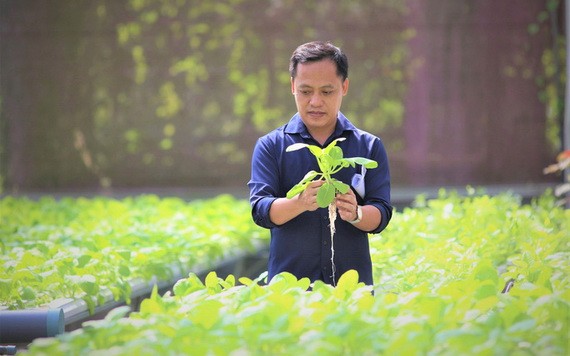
[284, 112, 357, 142]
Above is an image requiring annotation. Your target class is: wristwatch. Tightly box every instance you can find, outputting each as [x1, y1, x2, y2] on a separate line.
[350, 205, 362, 224]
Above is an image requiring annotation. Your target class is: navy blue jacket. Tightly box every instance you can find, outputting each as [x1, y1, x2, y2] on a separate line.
[248, 112, 392, 285]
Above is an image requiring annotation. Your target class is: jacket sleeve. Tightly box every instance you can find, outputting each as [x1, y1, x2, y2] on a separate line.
[247, 136, 280, 229]
[362, 136, 393, 234]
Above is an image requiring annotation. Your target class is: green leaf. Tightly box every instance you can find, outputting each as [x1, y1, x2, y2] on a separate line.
[118, 265, 131, 277]
[285, 143, 309, 152]
[22, 286, 36, 301]
[83, 295, 96, 315]
[508, 318, 536, 333]
[286, 171, 319, 199]
[316, 182, 336, 208]
[223, 274, 235, 288]
[173, 274, 205, 296]
[117, 249, 131, 261]
[323, 137, 346, 154]
[474, 263, 498, 284]
[345, 157, 378, 168]
[474, 283, 496, 300]
[301, 170, 319, 181]
[238, 276, 253, 286]
[205, 271, 219, 289]
[329, 146, 343, 161]
[336, 269, 359, 292]
[307, 145, 323, 157]
[286, 182, 308, 199]
[77, 255, 92, 268]
[105, 306, 131, 321]
[190, 300, 222, 329]
[318, 154, 335, 172]
[79, 275, 99, 295]
[332, 179, 350, 194]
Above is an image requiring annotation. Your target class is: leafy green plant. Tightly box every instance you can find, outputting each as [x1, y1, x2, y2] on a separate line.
[0, 195, 268, 311]
[21, 192, 569, 355]
[285, 138, 378, 283]
[285, 138, 378, 207]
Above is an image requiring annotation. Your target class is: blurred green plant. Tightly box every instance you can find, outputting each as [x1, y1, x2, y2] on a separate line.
[24, 191, 569, 355]
[0, 195, 267, 311]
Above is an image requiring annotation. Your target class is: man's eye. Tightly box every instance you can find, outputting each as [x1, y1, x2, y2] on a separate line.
[301, 91, 311, 95]
[322, 91, 332, 95]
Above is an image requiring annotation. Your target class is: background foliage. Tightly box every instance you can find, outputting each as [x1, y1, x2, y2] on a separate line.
[0, 0, 564, 191]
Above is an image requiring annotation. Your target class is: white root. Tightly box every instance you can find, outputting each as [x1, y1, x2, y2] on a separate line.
[328, 203, 337, 286]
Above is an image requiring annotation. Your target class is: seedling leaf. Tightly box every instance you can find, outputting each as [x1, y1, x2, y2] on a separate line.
[329, 146, 343, 161]
[307, 145, 323, 157]
[317, 182, 336, 208]
[345, 157, 378, 168]
[286, 171, 319, 198]
[285, 143, 309, 152]
[286, 183, 308, 199]
[332, 179, 350, 194]
[324, 137, 346, 153]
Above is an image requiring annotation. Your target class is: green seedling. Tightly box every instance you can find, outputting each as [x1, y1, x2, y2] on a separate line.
[285, 137, 378, 284]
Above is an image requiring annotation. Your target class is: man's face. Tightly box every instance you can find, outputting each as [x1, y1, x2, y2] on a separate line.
[291, 59, 349, 140]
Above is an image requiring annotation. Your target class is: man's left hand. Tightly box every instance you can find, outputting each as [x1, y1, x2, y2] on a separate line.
[335, 189, 359, 222]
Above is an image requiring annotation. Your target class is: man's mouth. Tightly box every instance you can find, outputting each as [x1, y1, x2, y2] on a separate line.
[308, 111, 326, 117]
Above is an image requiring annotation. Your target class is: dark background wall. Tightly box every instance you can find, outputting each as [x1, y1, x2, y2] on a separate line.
[0, 0, 565, 193]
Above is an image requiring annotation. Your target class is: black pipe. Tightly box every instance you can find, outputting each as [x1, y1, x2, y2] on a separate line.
[0, 309, 64, 344]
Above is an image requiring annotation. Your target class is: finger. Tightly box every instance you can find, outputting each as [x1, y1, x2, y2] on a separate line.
[336, 193, 356, 206]
[309, 180, 325, 188]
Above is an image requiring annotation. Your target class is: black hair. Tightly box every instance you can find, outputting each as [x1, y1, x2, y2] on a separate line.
[289, 41, 348, 81]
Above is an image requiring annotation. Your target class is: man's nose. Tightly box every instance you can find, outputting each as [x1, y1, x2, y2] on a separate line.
[309, 93, 323, 106]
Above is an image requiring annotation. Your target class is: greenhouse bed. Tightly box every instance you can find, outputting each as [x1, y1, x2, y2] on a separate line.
[20, 190, 567, 355]
[60, 241, 268, 331]
[0, 242, 269, 351]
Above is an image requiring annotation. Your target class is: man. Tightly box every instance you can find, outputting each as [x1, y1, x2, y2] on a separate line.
[248, 41, 392, 286]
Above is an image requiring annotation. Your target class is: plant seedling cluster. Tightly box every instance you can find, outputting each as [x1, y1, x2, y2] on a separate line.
[285, 138, 378, 206]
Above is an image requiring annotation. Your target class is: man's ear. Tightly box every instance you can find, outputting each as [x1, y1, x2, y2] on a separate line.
[342, 78, 349, 96]
[291, 77, 295, 94]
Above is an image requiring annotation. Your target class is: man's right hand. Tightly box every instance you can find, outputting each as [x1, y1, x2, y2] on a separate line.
[269, 180, 324, 226]
[298, 180, 324, 211]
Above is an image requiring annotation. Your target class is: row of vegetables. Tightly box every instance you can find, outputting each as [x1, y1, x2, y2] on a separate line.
[1, 190, 568, 354]
[1, 194, 267, 312]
